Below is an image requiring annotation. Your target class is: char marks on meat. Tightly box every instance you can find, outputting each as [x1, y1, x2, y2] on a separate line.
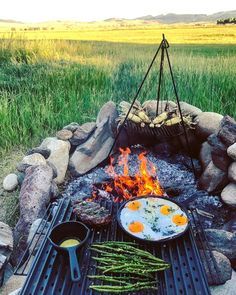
[73, 200, 112, 226]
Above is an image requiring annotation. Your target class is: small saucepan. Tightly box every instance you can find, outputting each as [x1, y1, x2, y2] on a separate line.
[48, 221, 90, 282]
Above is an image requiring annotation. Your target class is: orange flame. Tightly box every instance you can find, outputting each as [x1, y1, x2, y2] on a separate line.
[104, 148, 163, 201]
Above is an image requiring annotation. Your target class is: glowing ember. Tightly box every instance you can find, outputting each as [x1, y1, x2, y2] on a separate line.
[103, 147, 164, 201]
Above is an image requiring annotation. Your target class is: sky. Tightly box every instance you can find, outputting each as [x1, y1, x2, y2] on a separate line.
[0, 0, 235, 22]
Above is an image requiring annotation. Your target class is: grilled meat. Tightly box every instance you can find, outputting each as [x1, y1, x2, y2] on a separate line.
[73, 200, 112, 226]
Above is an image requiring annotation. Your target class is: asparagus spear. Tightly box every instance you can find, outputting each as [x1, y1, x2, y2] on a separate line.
[88, 241, 170, 293]
[90, 281, 158, 293]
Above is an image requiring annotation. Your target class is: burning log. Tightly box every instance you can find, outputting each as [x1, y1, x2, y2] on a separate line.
[92, 147, 164, 202]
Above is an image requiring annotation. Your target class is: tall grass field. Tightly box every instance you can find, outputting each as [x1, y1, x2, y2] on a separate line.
[0, 24, 236, 154]
[0, 23, 236, 225]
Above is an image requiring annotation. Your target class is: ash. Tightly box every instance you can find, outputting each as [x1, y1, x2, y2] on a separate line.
[63, 146, 229, 229]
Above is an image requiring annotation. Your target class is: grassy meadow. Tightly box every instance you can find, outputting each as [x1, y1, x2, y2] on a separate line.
[0, 32, 236, 154]
[0, 22, 236, 224]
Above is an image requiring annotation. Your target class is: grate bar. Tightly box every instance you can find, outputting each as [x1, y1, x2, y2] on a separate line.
[18, 199, 211, 295]
[191, 209, 220, 285]
[15, 202, 55, 275]
[19, 198, 72, 294]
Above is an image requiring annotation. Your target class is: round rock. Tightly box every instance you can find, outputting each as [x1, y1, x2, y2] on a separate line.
[142, 100, 177, 117]
[63, 122, 80, 132]
[3, 174, 18, 191]
[201, 250, 232, 285]
[40, 137, 70, 184]
[205, 229, 236, 260]
[17, 153, 47, 172]
[195, 112, 223, 141]
[221, 183, 236, 208]
[56, 129, 73, 140]
[26, 147, 51, 159]
[227, 143, 236, 161]
[179, 101, 202, 118]
[198, 161, 228, 193]
[70, 122, 96, 146]
[228, 162, 236, 183]
[199, 142, 212, 170]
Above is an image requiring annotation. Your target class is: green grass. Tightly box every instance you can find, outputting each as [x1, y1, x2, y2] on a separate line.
[0, 39, 236, 153]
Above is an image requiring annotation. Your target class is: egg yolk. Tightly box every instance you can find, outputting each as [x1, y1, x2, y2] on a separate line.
[172, 214, 188, 226]
[127, 200, 141, 211]
[128, 221, 144, 233]
[160, 205, 172, 215]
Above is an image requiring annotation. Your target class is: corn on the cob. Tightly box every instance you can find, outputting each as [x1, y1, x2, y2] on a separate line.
[182, 116, 197, 129]
[137, 111, 151, 123]
[165, 117, 182, 126]
[128, 113, 143, 123]
[152, 112, 168, 124]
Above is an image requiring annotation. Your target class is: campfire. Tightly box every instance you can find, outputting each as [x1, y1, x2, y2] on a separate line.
[93, 147, 164, 202]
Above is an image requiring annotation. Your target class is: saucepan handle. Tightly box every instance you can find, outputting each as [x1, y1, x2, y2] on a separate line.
[68, 248, 81, 282]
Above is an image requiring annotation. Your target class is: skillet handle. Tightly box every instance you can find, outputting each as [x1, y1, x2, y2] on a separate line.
[68, 248, 81, 282]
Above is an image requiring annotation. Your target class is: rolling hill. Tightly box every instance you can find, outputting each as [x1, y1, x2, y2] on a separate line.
[135, 10, 236, 23]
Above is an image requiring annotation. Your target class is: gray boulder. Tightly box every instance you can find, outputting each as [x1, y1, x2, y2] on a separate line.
[0, 222, 13, 257]
[26, 147, 51, 159]
[210, 270, 236, 295]
[0, 222, 13, 283]
[0, 275, 25, 295]
[142, 100, 177, 118]
[195, 112, 223, 141]
[201, 250, 232, 285]
[40, 137, 70, 184]
[69, 118, 114, 176]
[218, 115, 236, 147]
[179, 101, 202, 118]
[199, 142, 212, 170]
[46, 161, 58, 179]
[13, 165, 53, 264]
[50, 180, 59, 198]
[208, 134, 231, 172]
[63, 122, 80, 132]
[198, 161, 228, 193]
[3, 173, 18, 191]
[228, 162, 236, 183]
[223, 214, 236, 232]
[205, 229, 236, 260]
[227, 143, 236, 161]
[221, 183, 236, 208]
[70, 122, 96, 146]
[9, 288, 22, 295]
[17, 153, 47, 172]
[96, 101, 119, 134]
[56, 129, 73, 140]
[0, 254, 7, 284]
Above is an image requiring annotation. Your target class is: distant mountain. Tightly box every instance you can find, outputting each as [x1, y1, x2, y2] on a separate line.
[135, 10, 236, 23]
[0, 19, 23, 24]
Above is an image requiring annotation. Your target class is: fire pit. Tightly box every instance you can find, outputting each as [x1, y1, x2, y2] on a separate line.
[3, 36, 235, 294]
[92, 147, 164, 202]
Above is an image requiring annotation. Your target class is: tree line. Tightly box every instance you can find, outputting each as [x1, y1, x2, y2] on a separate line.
[217, 18, 236, 25]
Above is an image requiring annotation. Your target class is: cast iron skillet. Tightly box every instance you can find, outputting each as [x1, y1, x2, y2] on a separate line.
[48, 221, 90, 282]
[117, 195, 190, 243]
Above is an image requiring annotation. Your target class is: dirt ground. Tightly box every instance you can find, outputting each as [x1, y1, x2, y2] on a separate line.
[0, 147, 26, 228]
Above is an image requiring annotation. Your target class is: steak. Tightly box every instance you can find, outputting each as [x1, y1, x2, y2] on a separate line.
[73, 200, 112, 226]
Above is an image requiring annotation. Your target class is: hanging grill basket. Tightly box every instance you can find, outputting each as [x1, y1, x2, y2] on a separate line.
[117, 100, 196, 141]
[108, 34, 196, 176]
[123, 119, 186, 140]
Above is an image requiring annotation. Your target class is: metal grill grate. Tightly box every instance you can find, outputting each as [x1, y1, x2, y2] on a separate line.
[15, 198, 212, 295]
